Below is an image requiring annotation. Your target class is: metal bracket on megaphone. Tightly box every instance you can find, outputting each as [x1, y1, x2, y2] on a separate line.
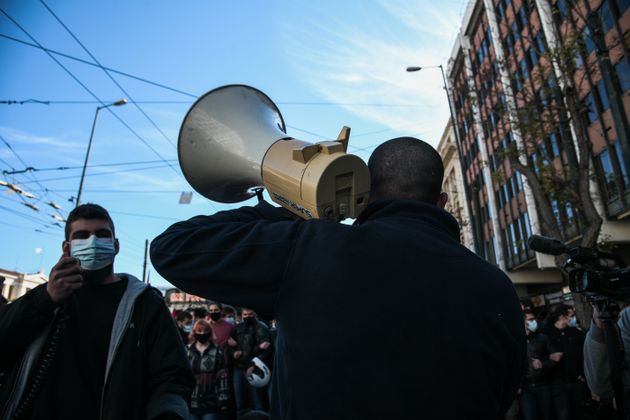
[178, 84, 370, 221]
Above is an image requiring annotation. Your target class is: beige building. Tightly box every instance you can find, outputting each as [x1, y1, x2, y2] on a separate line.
[0, 268, 48, 302]
[437, 120, 475, 251]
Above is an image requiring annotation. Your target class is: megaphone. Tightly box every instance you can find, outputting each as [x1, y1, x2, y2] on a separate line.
[178, 84, 370, 220]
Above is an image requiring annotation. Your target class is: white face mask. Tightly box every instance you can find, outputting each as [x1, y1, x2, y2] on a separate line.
[526, 319, 538, 333]
[70, 235, 115, 271]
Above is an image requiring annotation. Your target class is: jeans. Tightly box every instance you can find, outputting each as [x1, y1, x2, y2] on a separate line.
[233, 367, 265, 415]
[552, 381, 586, 420]
[519, 383, 553, 420]
[190, 413, 219, 420]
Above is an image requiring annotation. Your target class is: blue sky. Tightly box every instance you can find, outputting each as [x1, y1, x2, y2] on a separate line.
[0, 0, 464, 289]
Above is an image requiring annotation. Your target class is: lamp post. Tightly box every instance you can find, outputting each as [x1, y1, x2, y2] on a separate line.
[406, 65, 485, 257]
[75, 99, 127, 207]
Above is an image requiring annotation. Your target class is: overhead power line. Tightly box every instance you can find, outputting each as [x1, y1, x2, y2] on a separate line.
[0, 33, 197, 98]
[2, 159, 178, 175]
[19, 163, 176, 184]
[0, 8, 180, 176]
[39, 0, 177, 148]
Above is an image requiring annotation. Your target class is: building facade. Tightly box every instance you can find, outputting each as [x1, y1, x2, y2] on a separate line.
[0, 268, 48, 302]
[445, 0, 630, 299]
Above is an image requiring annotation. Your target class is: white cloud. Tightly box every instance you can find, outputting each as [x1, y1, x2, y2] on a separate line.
[281, 0, 461, 147]
[0, 126, 82, 149]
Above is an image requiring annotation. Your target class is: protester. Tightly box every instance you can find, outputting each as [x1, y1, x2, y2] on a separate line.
[520, 309, 555, 420]
[546, 304, 586, 420]
[187, 319, 230, 420]
[176, 309, 194, 345]
[0, 203, 194, 419]
[193, 307, 209, 323]
[150, 137, 526, 419]
[222, 305, 237, 325]
[208, 303, 234, 353]
[229, 309, 271, 416]
[584, 304, 630, 416]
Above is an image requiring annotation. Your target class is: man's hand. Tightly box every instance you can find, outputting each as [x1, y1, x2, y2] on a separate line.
[549, 352, 563, 362]
[259, 341, 271, 350]
[246, 366, 255, 376]
[227, 338, 237, 347]
[532, 358, 543, 369]
[233, 350, 242, 359]
[46, 257, 83, 304]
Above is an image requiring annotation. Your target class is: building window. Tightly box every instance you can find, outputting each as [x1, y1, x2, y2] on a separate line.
[582, 27, 596, 55]
[550, 132, 561, 157]
[615, 0, 630, 14]
[597, 79, 610, 111]
[535, 32, 546, 53]
[615, 58, 630, 91]
[599, 148, 620, 197]
[599, 1, 615, 33]
[556, 0, 570, 19]
[585, 92, 598, 124]
[614, 141, 630, 186]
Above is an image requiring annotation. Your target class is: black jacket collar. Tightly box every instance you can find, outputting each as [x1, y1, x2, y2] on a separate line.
[355, 199, 461, 242]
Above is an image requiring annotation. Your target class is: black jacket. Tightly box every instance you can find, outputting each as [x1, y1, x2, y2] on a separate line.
[0, 274, 195, 420]
[524, 332, 556, 385]
[230, 322, 272, 369]
[150, 200, 526, 420]
[546, 325, 584, 383]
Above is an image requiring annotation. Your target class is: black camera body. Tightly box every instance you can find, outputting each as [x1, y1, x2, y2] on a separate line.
[570, 266, 630, 299]
[528, 234, 630, 300]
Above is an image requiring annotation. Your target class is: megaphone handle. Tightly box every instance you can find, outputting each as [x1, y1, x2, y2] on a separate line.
[253, 187, 264, 203]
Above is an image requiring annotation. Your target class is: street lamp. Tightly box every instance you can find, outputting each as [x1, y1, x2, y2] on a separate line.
[75, 99, 127, 207]
[406, 65, 485, 257]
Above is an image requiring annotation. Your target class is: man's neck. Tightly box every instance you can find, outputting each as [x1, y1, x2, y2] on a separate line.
[100, 272, 120, 285]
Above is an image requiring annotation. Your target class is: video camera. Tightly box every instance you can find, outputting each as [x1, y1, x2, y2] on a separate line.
[528, 235, 630, 300]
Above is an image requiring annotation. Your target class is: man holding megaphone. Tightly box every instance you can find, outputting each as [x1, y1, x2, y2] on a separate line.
[151, 85, 525, 419]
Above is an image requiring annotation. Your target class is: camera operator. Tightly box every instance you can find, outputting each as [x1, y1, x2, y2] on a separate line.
[584, 303, 630, 412]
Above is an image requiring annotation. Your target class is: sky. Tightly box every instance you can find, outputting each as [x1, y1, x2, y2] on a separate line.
[0, 0, 466, 290]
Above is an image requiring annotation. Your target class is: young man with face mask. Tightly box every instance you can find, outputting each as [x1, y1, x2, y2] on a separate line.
[519, 310, 556, 420]
[546, 304, 587, 420]
[229, 309, 271, 416]
[0, 203, 194, 420]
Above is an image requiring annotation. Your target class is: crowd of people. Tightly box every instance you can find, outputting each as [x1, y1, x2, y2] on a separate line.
[173, 303, 275, 420]
[506, 300, 620, 420]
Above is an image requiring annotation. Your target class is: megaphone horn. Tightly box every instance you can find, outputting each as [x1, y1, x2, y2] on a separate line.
[178, 84, 370, 220]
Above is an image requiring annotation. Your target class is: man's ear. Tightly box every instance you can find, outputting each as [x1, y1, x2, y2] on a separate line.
[62, 241, 71, 257]
[437, 192, 448, 209]
[114, 238, 120, 256]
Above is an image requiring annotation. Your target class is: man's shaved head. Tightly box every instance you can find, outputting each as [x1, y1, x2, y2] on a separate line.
[368, 137, 444, 204]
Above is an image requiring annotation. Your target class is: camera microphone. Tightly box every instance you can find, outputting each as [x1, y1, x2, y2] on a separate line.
[527, 235, 566, 255]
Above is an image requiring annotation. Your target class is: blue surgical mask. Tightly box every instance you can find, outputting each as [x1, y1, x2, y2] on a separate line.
[568, 316, 577, 328]
[70, 235, 115, 271]
[526, 320, 538, 333]
[183, 324, 192, 333]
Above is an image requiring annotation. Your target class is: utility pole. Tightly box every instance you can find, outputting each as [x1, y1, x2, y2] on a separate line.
[142, 239, 148, 283]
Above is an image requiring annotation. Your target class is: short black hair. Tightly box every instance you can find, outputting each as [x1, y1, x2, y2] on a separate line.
[368, 137, 444, 204]
[192, 307, 208, 319]
[209, 302, 223, 310]
[548, 304, 570, 324]
[176, 311, 192, 322]
[65, 203, 115, 241]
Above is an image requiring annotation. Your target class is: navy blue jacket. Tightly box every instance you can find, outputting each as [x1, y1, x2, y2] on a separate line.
[150, 199, 526, 420]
